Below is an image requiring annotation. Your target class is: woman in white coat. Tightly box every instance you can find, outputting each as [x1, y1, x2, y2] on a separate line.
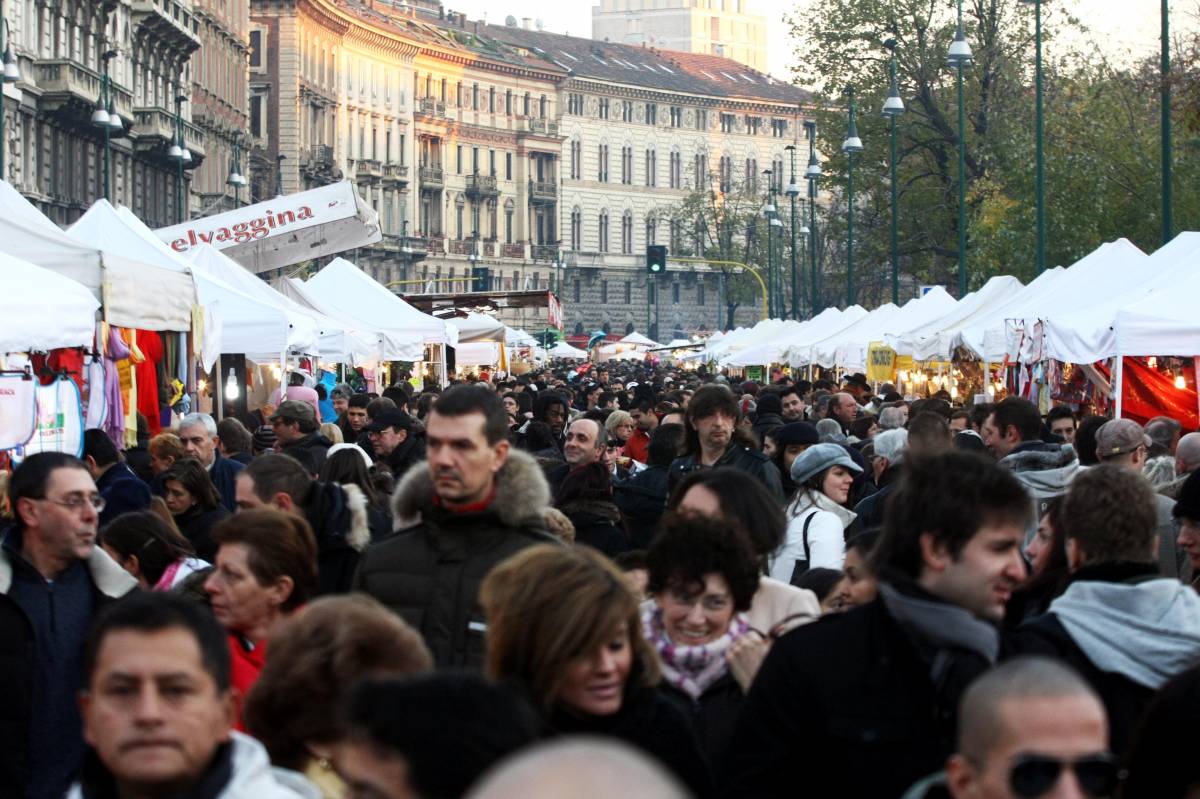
[772, 443, 861, 585]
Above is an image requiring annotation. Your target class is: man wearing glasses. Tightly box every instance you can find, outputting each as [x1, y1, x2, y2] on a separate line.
[0, 452, 137, 799]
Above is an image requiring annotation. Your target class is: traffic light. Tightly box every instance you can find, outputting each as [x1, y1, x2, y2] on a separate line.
[471, 266, 489, 292]
[646, 245, 667, 275]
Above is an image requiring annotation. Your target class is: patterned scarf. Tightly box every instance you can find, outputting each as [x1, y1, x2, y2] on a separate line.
[641, 604, 749, 700]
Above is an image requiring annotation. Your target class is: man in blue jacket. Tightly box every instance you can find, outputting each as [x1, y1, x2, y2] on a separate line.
[82, 429, 150, 528]
[178, 412, 244, 513]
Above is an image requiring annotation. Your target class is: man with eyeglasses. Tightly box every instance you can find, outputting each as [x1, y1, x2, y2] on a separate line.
[942, 657, 1116, 799]
[0, 452, 137, 799]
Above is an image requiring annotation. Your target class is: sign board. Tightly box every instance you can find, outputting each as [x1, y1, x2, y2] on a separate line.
[866, 342, 896, 382]
[745, 365, 765, 383]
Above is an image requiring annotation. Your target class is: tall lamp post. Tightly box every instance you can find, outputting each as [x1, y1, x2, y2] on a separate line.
[1161, 0, 1173, 245]
[881, 39, 905, 304]
[784, 142, 801, 319]
[0, 3, 21, 180]
[227, 132, 247, 208]
[169, 92, 192, 223]
[1018, 0, 1047, 273]
[91, 49, 122, 200]
[805, 120, 821, 315]
[763, 169, 776, 318]
[947, 0, 973, 297]
[842, 85, 863, 308]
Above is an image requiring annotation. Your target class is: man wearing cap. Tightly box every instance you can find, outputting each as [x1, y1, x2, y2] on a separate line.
[368, 409, 425, 482]
[1094, 417, 1189, 580]
[272, 400, 334, 472]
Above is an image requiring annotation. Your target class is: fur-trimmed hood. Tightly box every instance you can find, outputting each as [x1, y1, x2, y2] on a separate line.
[0, 525, 137, 596]
[390, 449, 551, 531]
[1000, 443, 1079, 496]
[558, 498, 623, 524]
[303, 481, 371, 553]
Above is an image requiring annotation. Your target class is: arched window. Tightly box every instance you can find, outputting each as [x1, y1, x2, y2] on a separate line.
[574, 322, 585, 336]
[598, 210, 610, 253]
[625, 321, 635, 335]
[621, 211, 634, 255]
[570, 207, 582, 251]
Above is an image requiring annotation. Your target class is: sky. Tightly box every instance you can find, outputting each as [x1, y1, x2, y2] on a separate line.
[441, 0, 1198, 81]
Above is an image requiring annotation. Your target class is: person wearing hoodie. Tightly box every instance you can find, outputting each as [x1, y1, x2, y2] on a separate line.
[750, 392, 785, 448]
[234, 454, 375, 595]
[1009, 464, 1200, 757]
[271, 400, 334, 472]
[615, 424, 687, 549]
[72, 592, 317, 799]
[983, 397, 1079, 542]
[772, 443, 861, 584]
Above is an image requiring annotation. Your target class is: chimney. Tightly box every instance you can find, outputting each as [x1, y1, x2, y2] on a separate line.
[522, 17, 532, 29]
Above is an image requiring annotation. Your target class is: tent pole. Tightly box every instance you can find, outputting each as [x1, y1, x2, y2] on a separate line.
[1114, 357, 1124, 418]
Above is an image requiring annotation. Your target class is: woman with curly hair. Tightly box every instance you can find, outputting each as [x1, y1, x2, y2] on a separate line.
[481, 544, 714, 797]
[644, 512, 761, 768]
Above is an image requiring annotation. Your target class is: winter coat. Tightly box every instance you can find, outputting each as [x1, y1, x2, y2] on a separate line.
[772, 490, 856, 583]
[352, 450, 559, 667]
[668, 444, 784, 502]
[95, 462, 151, 528]
[209, 450, 246, 514]
[559, 499, 629, 557]
[67, 731, 320, 799]
[721, 579, 991, 798]
[1007, 560, 1200, 755]
[301, 482, 373, 595]
[0, 529, 137, 798]
[379, 431, 425, 482]
[1151, 491, 1191, 580]
[998, 441, 1079, 540]
[661, 671, 745, 773]
[751, 412, 785, 447]
[281, 431, 334, 472]
[852, 463, 903, 530]
[174, 503, 231, 563]
[613, 464, 672, 549]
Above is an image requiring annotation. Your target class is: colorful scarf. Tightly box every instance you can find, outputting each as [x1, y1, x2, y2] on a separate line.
[641, 604, 749, 700]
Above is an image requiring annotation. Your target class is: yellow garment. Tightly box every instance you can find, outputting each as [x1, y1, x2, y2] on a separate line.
[302, 758, 345, 799]
[120, 329, 146, 449]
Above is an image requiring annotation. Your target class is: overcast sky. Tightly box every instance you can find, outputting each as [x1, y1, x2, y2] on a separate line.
[444, 0, 1197, 81]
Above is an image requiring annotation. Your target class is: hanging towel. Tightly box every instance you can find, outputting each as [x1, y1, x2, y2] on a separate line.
[0, 373, 37, 450]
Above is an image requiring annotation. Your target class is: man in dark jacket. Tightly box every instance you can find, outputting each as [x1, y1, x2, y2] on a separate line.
[368, 409, 425, 481]
[722, 451, 1030, 798]
[82, 429, 151, 528]
[615, 424, 686, 548]
[234, 453, 374, 594]
[668, 385, 783, 501]
[353, 385, 558, 668]
[750, 392, 785, 447]
[179, 412, 244, 513]
[272, 400, 334, 472]
[852, 427, 907, 529]
[0, 453, 137, 799]
[1008, 464, 1200, 757]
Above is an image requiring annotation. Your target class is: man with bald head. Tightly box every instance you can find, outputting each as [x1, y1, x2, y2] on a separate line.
[828, 392, 859, 435]
[944, 657, 1115, 799]
[1160, 431, 1200, 500]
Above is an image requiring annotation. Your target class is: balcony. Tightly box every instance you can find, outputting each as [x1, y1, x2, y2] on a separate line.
[400, 235, 428, 261]
[465, 173, 498, 198]
[352, 158, 383, 182]
[532, 244, 560, 262]
[425, 236, 445, 255]
[382, 163, 409, 186]
[449, 239, 481, 256]
[419, 166, 444, 189]
[529, 179, 557, 205]
[132, 106, 206, 162]
[300, 145, 341, 185]
[417, 97, 446, 118]
[502, 243, 527, 259]
[131, 0, 202, 55]
[528, 118, 560, 136]
[33, 60, 135, 124]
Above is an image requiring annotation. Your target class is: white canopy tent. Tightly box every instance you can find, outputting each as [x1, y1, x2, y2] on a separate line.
[69, 201, 297, 369]
[506, 328, 539, 347]
[0, 252, 99, 353]
[954, 268, 1068, 361]
[0, 181, 194, 331]
[1113, 267, 1200, 356]
[897, 276, 1025, 362]
[806, 303, 901, 371]
[155, 181, 382, 273]
[446, 312, 506, 343]
[881, 287, 960, 352]
[619, 331, 660, 348]
[548, 341, 589, 359]
[772, 306, 871, 367]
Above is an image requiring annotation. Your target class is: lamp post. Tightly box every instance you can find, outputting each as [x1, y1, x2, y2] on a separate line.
[947, 0, 973, 297]
[842, 85, 863, 308]
[226, 132, 247, 209]
[92, 50, 122, 200]
[805, 120, 821, 315]
[1161, 0, 1173, 245]
[882, 39, 905, 304]
[1018, 0, 1047, 273]
[0, 1, 21, 181]
[763, 169, 776, 318]
[169, 92, 192, 223]
[275, 153, 285, 197]
[784, 142, 801, 319]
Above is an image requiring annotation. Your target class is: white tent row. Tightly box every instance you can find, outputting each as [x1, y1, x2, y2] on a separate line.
[548, 341, 589, 359]
[0, 182, 194, 331]
[0, 251, 99, 353]
[895, 276, 1025, 362]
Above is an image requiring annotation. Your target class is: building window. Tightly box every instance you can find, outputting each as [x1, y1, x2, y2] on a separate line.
[249, 30, 263, 69]
[570, 140, 581, 180]
[472, 83, 479, 110]
[571, 208, 582, 250]
[693, 153, 707, 188]
[672, 282, 680, 304]
[645, 104, 657, 125]
[669, 151, 682, 189]
[599, 211, 609, 252]
[696, 109, 707, 130]
[523, 93, 531, 115]
[456, 145, 462, 174]
[539, 95, 547, 117]
[772, 118, 788, 138]
[621, 211, 633, 255]
[455, 198, 465, 239]
[598, 145, 609, 182]
[622, 101, 633, 123]
[670, 106, 682, 127]
[489, 87, 495, 112]
[504, 152, 512, 180]
[644, 149, 656, 187]
[773, 159, 785, 191]
[599, 97, 610, 119]
[721, 113, 735, 133]
[670, 218, 682, 251]
[624, 281, 632, 304]
[505, 202, 514, 243]
[697, 280, 706, 306]
[621, 146, 632, 185]
[506, 90, 512, 115]
[719, 156, 732, 192]
[249, 95, 264, 138]
[568, 93, 584, 114]
[745, 116, 762, 135]
[573, 279, 581, 303]
[745, 158, 758, 191]
[600, 280, 608, 304]
[645, 217, 656, 246]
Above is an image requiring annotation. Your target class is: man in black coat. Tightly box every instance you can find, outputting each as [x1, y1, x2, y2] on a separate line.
[1008, 464, 1200, 757]
[668, 385, 783, 501]
[367, 408, 426, 481]
[272, 400, 334, 472]
[179, 412, 244, 513]
[722, 451, 1031, 798]
[614, 423, 686, 549]
[82, 429, 151, 528]
[353, 386, 558, 668]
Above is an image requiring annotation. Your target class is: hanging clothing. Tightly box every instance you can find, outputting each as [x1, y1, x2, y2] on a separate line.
[120, 329, 145, 450]
[83, 357, 107, 431]
[135, 330, 164, 436]
[22, 377, 85, 457]
[0, 373, 37, 450]
[102, 325, 130, 449]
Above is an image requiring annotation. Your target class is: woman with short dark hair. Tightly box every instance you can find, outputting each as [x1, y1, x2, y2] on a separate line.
[99, 510, 207, 590]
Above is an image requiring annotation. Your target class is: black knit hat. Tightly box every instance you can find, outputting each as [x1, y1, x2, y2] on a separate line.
[252, 425, 277, 454]
[1174, 469, 1200, 521]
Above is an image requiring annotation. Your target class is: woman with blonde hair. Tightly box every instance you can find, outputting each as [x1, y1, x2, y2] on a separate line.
[481, 545, 714, 797]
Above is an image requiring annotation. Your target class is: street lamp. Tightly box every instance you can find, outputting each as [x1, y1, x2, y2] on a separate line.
[805, 120, 821, 315]
[1018, 0, 1047, 273]
[842, 85, 863, 308]
[882, 38, 905, 305]
[946, 0, 973, 298]
[227, 132, 247, 208]
[170, 92, 192, 223]
[0, 0, 20, 181]
[275, 153, 286, 197]
[1161, 0, 1173, 245]
[784, 141, 802, 319]
[762, 169, 777, 318]
[93, 50, 122, 200]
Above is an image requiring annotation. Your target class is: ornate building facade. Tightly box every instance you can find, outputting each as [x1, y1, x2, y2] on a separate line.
[190, 0, 251, 214]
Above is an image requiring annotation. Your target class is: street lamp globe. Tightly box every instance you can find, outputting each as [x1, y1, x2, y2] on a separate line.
[947, 24, 973, 67]
[882, 82, 905, 117]
[2, 46, 19, 83]
[842, 119, 863, 153]
[805, 151, 822, 180]
[800, 226, 811, 235]
[107, 105, 123, 132]
[168, 142, 183, 160]
[181, 148, 192, 164]
[91, 106, 110, 128]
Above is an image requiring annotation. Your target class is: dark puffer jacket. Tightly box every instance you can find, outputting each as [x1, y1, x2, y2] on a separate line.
[614, 465, 672, 549]
[302, 481, 374, 595]
[559, 498, 629, 557]
[281, 431, 334, 472]
[352, 450, 559, 667]
[668, 444, 784, 502]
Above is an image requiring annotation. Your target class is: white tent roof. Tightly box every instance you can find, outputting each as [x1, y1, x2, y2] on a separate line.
[950, 268, 1068, 361]
[279, 278, 415, 362]
[897, 276, 1025, 361]
[1113, 260, 1200, 356]
[305, 258, 455, 347]
[0, 251, 99, 353]
[721, 318, 808, 366]
[549, 341, 588, 359]
[619, 331, 660, 347]
[505, 327, 539, 347]
[154, 181, 382, 273]
[805, 303, 901, 370]
[774, 306, 871, 367]
[882, 287, 961, 353]
[0, 181, 194, 331]
[69, 201, 296, 366]
[446, 312, 506, 343]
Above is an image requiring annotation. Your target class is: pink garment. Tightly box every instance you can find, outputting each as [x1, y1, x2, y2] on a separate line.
[269, 385, 320, 416]
[102, 326, 131, 448]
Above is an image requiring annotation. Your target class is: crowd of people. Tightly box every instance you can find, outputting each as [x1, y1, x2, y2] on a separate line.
[4, 359, 1200, 798]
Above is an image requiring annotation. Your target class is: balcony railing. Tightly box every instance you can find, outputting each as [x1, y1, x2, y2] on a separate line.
[502, 243, 527, 259]
[382, 163, 409, 183]
[417, 97, 446, 117]
[532, 244, 560, 262]
[352, 158, 383, 180]
[306, 144, 335, 167]
[419, 166, 444, 189]
[527, 118, 560, 136]
[425, 236, 445, 254]
[130, 0, 202, 52]
[34, 60, 134, 121]
[529, 180, 557, 204]
[465, 173, 498, 197]
[132, 106, 206, 158]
